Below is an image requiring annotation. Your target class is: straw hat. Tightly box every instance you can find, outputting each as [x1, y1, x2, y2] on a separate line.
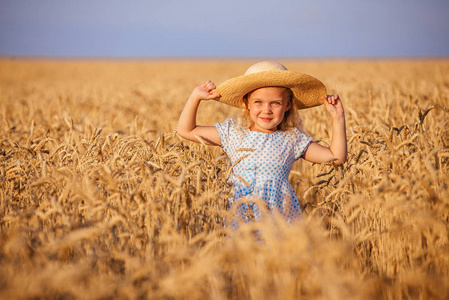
[214, 61, 326, 109]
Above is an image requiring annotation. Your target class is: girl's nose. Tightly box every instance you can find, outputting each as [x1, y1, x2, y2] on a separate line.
[262, 103, 272, 113]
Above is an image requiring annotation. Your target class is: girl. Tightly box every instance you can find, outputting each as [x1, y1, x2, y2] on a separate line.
[177, 61, 347, 223]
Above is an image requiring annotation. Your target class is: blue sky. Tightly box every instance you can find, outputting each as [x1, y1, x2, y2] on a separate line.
[1, 0, 448, 58]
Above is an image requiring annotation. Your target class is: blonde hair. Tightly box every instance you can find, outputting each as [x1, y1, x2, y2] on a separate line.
[238, 87, 304, 132]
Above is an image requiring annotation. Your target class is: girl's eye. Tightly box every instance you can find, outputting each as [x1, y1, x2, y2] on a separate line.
[272, 102, 281, 105]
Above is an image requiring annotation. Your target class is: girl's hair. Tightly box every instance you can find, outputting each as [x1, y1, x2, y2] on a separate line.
[238, 87, 304, 132]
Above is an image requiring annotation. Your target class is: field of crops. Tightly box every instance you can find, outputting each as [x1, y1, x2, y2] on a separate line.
[1, 58, 448, 299]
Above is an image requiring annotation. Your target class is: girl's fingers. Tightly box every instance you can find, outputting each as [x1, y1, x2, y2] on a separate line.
[209, 92, 221, 99]
[324, 94, 340, 105]
[203, 80, 216, 93]
[332, 95, 339, 104]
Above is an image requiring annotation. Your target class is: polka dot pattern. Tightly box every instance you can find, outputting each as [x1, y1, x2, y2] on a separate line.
[215, 118, 313, 223]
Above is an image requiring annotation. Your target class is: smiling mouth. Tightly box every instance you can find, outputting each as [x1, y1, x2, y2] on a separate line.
[260, 117, 272, 122]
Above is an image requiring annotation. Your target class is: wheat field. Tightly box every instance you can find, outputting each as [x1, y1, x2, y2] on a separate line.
[0, 58, 448, 299]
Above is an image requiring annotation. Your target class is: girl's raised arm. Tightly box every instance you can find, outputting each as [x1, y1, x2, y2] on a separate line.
[303, 95, 347, 165]
[176, 80, 222, 146]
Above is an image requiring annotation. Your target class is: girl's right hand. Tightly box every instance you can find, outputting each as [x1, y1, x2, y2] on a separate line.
[191, 80, 221, 101]
[177, 80, 222, 146]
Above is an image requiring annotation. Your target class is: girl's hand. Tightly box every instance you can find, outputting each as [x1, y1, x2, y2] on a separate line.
[304, 94, 347, 165]
[177, 80, 222, 146]
[191, 80, 221, 102]
[321, 94, 345, 119]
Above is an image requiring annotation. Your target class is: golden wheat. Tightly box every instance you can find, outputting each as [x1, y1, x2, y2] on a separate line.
[0, 59, 448, 299]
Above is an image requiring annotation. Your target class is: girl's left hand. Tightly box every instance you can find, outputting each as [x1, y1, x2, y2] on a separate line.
[321, 95, 345, 118]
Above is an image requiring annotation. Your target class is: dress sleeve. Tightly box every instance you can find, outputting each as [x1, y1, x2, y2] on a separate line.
[214, 118, 236, 154]
[293, 128, 314, 160]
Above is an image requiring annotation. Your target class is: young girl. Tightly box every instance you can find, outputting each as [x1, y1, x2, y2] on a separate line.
[177, 61, 347, 223]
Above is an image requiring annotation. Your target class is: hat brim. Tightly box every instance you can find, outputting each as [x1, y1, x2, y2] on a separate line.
[214, 70, 327, 109]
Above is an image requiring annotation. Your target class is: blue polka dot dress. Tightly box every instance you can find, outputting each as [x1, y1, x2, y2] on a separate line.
[215, 118, 313, 223]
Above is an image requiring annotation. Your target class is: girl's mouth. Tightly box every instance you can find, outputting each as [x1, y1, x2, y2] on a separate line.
[260, 117, 272, 122]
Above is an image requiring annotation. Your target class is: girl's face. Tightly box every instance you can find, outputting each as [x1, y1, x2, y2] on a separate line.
[246, 87, 292, 133]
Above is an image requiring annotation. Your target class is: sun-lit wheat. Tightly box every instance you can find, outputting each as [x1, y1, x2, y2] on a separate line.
[0, 59, 448, 299]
